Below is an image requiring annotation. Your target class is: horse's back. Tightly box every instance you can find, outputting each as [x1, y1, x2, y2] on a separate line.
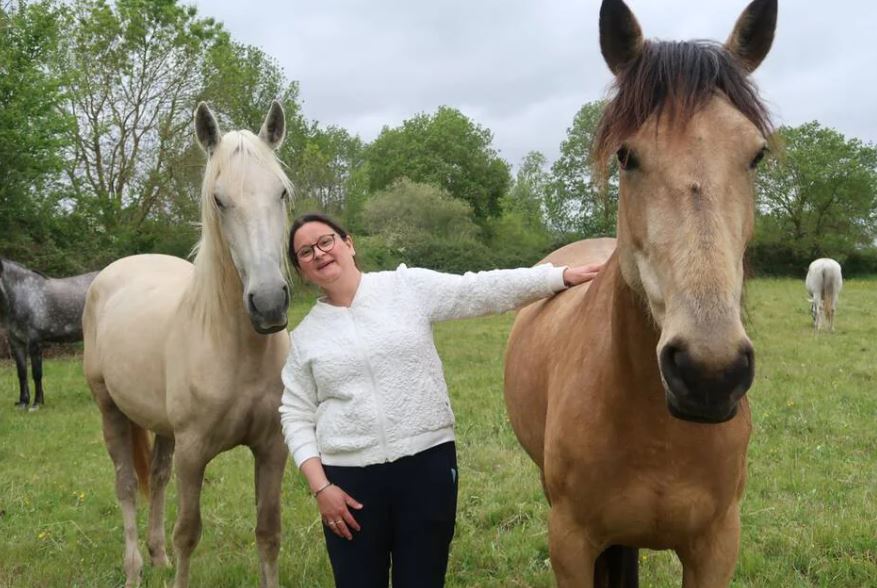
[84, 254, 193, 433]
[806, 258, 843, 298]
[40, 271, 100, 342]
[504, 238, 616, 468]
[539, 237, 617, 269]
[86, 254, 192, 325]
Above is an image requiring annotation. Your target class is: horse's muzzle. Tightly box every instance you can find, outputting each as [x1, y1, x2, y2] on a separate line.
[246, 283, 290, 334]
[659, 341, 754, 423]
[665, 396, 738, 423]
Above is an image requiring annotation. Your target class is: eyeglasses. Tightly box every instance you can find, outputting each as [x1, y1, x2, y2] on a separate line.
[295, 234, 337, 262]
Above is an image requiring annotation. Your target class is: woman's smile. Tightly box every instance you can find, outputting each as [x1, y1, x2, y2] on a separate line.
[316, 259, 336, 271]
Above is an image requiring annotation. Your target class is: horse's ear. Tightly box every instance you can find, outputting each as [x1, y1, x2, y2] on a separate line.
[259, 100, 286, 151]
[194, 102, 221, 156]
[725, 0, 777, 73]
[599, 0, 644, 75]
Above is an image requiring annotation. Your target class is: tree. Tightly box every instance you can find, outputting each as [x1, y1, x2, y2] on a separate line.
[505, 151, 550, 224]
[754, 122, 877, 263]
[290, 125, 365, 216]
[200, 40, 303, 135]
[487, 151, 554, 266]
[548, 100, 617, 236]
[61, 0, 226, 242]
[0, 1, 71, 263]
[365, 106, 510, 222]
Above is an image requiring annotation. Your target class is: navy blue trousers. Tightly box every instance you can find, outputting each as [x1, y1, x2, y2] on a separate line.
[322, 442, 458, 588]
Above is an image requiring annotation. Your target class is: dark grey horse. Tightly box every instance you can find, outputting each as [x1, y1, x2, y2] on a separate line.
[0, 259, 98, 409]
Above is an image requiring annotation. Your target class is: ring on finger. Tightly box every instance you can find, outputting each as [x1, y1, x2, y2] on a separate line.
[334, 520, 343, 525]
[328, 521, 336, 526]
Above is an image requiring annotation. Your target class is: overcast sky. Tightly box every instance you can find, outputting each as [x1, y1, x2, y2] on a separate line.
[190, 0, 877, 169]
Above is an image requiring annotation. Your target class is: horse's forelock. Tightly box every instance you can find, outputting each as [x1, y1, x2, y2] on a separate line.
[200, 131, 291, 209]
[592, 40, 774, 183]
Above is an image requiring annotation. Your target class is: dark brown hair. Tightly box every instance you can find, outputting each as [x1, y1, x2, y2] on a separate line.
[592, 40, 774, 182]
[288, 213, 352, 273]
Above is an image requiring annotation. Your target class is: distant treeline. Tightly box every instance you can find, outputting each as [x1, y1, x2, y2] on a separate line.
[2, 1, 876, 280]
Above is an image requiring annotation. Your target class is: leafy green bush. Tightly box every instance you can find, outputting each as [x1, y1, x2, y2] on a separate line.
[842, 248, 877, 277]
[362, 179, 480, 244]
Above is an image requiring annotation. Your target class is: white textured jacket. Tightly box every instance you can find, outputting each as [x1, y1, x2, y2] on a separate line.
[279, 263, 567, 468]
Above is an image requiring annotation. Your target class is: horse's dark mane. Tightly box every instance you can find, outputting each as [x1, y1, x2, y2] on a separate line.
[593, 40, 774, 178]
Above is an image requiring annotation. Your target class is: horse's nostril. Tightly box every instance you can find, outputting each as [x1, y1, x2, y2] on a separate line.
[659, 343, 688, 393]
[248, 292, 258, 313]
[741, 346, 753, 370]
[671, 347, 690, 371]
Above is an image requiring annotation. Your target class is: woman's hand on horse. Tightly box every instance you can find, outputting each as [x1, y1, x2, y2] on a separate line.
[563, 263, 604, 288]
[317, 485, 363, 540]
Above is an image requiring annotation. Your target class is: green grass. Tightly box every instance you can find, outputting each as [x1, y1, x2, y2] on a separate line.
[1, 278, 875, 587]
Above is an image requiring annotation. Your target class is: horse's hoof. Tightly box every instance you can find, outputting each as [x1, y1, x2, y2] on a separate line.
[28, 404, 41, 412]
[150, 551, 171, 568]
[14, 402, 28, 410]
[153, 555, 171, 568]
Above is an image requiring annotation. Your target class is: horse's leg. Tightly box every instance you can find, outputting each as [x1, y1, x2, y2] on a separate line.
[171, 436, 212, 588]
[10, 338, 30, 408]
[677, 507, 740, 588]
[98, 400, 145, 587]
[548, 502, 599, 588]
[29, 340, 44, 409]
[147, 434, 175, 568]
[251, 439, 287, 588]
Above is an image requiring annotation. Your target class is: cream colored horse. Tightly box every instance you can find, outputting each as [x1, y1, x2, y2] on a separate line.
[505, 0, 777, 586]
[83, 102, 292, 588]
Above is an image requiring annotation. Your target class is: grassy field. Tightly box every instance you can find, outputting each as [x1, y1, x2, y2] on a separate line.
[0, 277, 875, 587]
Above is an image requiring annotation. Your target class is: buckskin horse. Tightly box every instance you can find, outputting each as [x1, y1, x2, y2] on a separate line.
[504, 0, 777, 586]
[83, 102, 292, 588]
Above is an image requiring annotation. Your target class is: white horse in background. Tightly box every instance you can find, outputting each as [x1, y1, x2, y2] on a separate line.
[805, 258, 843, 332]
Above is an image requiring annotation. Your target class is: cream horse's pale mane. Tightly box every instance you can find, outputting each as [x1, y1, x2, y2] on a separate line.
[185, 129, 293, 329]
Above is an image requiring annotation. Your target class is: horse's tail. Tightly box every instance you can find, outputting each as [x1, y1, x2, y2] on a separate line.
[594, 545, 639, 588]
[131, 424, 151, 497]
[822, 266, 841, 304]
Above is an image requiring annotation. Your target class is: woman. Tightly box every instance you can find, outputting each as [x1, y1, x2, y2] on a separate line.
[279, 212, 602, 587]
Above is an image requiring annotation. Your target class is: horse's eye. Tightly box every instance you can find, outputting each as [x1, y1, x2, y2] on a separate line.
[616, 146, 637, 171]
[749, 146, 768, 169]
[280, 189, 289, 202]
[213, 194, 226, 210]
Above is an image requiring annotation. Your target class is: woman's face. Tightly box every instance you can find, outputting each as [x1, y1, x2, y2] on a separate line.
[292, 221, 357, 288]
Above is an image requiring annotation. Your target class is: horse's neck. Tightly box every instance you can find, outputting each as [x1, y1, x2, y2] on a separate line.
[183, 241, 252, 341]
[3, 267, 44, 311]
[599, 258, 664, 398]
